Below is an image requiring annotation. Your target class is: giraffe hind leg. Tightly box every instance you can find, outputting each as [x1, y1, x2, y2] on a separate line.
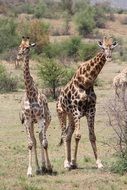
[71, 116, 81, 169]
[86, 112, 103, 169]
[57, 110, 71, 169]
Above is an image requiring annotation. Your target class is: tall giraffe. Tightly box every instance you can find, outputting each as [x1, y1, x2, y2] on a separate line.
[18, 37, 52, 176]
[56, 36, 118, 170]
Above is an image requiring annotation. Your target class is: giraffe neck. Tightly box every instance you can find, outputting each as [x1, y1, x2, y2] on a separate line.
[24, 54, 38, 102]
[75, 52, 106, 89]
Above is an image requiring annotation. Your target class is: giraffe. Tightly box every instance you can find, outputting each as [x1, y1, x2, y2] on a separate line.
[15, 52, 23, 69]
[113, 68, 127, 100]
[56, 36, 118, 170]
[18, 37, 52, 176]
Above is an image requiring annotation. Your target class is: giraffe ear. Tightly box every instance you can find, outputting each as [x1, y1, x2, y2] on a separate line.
[98, 41, 103, 48]
[111, 41, 118, 49]
[30, 43, 36, 47]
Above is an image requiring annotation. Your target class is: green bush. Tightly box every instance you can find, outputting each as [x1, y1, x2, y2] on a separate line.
[0, 18, 19, 53]
[12, 3, 34, 15]
[34, 0, 47, 18]
[74, 5, 96, 36]
[17, 19, 49, 54]
[94, 6, 106, 28]
[63, 36, 82, 58]
[43, 37, 98, 62]
[111, 155, 127, 175]
[38, 58, 74, 99]
[43, 43, 63, 59]
[0, 65, 18, 93]
[78, 42, 98, 61]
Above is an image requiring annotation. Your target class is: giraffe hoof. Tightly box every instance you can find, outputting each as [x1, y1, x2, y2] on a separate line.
[36, 169, 41, 175]
[27, 173, 32, 177]
[41, 166, 48, 174]
[70, 160, 78, 169]
[96, 159, 103, 169]
[64, 160, 71, 170]
[47, 168, 53, 175]
[70, 164, 78, 169]
[27, 167, 32, 177]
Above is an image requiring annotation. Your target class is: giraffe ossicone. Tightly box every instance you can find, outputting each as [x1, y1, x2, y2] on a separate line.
[56, 36, 118, 170]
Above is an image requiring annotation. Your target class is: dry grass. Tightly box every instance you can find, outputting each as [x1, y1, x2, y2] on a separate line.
[0, 60, 127, 190]
[1, 13, 127, 189]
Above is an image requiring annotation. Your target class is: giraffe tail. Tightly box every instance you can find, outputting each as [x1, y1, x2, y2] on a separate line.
[19, 112, 25, 125]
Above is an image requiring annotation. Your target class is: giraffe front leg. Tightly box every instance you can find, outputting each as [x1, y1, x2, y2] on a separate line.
[71, 117, 81, 169]
[63, 125, 74, 170]
[25, 121, 34, 177]
[25, 121, 40, 176]
[86, 112, 103, 169]
[39, 119, 52, 174]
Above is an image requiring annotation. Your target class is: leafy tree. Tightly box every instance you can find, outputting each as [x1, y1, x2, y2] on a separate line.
[38, 58, 74, 99]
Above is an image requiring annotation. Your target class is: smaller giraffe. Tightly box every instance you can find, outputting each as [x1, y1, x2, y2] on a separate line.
[113, 68, 127, 99]
[15, 48, 24, 69]
[18, 37, 52, 176]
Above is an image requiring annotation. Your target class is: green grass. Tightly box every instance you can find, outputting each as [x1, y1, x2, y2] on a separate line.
[0, 62, 127, 190]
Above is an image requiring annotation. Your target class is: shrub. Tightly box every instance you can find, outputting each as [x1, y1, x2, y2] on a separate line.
[34, 0, 47, 18]
[0, 18, 19, 53]
[61, 0, 74, 15]
[0, 64, 18, 92]
[74, 5, 96, 36]
[111, 155, 127, 175]
[38, 58, 74, 99]
[78, 42, 98, 61]
[43, 43, 63, 59]
[43, 37, 98, 62]
[17, 19, 49, 54]
[12, 3, 34, 15]
[106, 89, 127, 156]
[94, 6, 106, 28]
[63, 36, 82, 59]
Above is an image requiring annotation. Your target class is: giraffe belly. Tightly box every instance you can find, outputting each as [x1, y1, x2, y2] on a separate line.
[61, 96, 96, 118]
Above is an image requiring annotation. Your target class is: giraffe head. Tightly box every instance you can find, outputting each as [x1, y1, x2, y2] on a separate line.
[18, 36, 36, 57]
[98, 36, 118, 62]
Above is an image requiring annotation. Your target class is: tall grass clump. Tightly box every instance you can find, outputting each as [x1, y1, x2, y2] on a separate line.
[0, 64, 18, 92]
[111, 155, 127, 175]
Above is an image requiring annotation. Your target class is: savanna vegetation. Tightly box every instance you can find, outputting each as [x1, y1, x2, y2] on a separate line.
[1, 0, 127, 190]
